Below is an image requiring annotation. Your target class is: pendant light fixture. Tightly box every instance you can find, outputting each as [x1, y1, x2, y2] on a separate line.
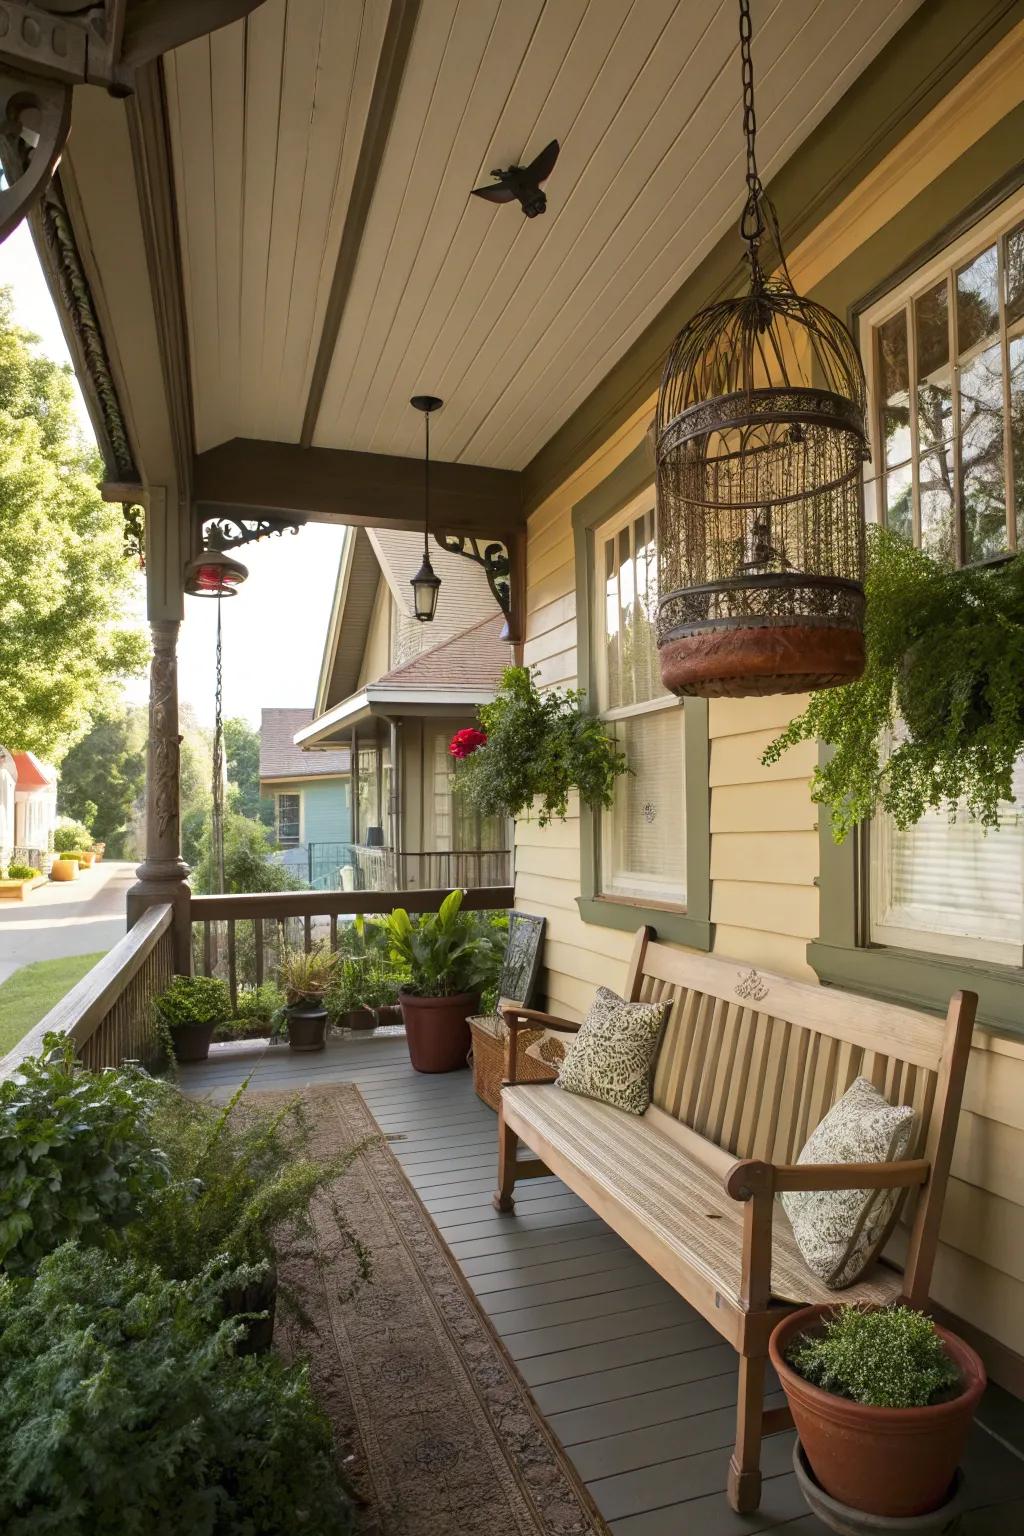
[183, 546, 248, 597]
[410, 394, 443, 622]
[654, 0, 869, 698]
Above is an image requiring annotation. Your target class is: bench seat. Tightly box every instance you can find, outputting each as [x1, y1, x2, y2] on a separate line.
[502, 1084, 901, 1316]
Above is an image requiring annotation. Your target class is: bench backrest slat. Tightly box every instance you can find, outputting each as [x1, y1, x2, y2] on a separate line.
[642, 940, 956, 1167]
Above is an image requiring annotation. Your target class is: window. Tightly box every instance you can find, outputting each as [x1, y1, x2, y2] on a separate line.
[867, 199, 1024, 564]
[275, 793, 301, 848]
[595, 495, 686, 904]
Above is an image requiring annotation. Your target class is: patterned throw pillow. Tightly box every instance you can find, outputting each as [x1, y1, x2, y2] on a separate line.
[782, 1077, 915, 1289]
[556, 987, 668, 1116]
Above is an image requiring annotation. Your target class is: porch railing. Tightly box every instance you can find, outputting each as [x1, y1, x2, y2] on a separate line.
[0, 902, 174, 1081]
[191, 884, 514, 1009]
[308, 843, 512, 892]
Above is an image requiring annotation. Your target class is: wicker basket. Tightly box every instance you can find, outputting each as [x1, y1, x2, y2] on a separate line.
[468, 1015, 558, 1111]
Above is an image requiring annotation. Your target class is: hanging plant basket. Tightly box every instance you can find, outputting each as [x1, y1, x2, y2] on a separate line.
[654, 0, 869, 699]
[451, 666, 629, 827]
[762, 529, 1024, 840]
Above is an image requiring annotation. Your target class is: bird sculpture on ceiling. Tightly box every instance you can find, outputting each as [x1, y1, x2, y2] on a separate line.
[471, 139, 560, 218]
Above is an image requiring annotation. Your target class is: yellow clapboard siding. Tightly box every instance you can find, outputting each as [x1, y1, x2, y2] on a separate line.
[952, 1111, 1024, 1209]
[711, 781, 818, 834]
[515, 873, 580, 913]
[515, 815, 580, 849]
[530, 649, 577, 689]
[712, 925, 818, 983]
[711, 831, 819, 886]
[528, 511, 573, 567]
[524, 617, 577, 666]
[962, 1037, 1024, 1134]
[709, 695, 812, 739]
[528, 558, 575, 615]
[931, 1245, 1024, 1361]
[543, 938, 629, 994]
[526, 589, 576, 642]
[529, 534, 579, 588]
[515, 842, 585, 880]
[939, 1178, 1024, 1284]
[710, 730, 818, 788]
[711, 881, 819, 941]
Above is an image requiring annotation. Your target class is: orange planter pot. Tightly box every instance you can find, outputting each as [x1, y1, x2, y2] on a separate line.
[50, 859, 79, 881]
[79, 850, 95, 868]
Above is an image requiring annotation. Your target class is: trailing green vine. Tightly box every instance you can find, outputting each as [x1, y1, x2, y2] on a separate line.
[452, 665, 629, 827]
[763, 527, 1024, 841]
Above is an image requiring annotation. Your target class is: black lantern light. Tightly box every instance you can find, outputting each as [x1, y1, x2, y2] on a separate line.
[410, 394, 443, 622]
[654, 0, 869, 699]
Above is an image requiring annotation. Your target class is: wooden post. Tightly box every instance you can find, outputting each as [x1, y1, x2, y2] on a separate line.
[126, 617, 192, 971]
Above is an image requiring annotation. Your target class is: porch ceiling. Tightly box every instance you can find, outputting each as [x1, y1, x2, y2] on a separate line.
[163, 0, 922, 472]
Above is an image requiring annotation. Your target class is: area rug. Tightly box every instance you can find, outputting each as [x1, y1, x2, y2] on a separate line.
[263, 1083, 609, 1536]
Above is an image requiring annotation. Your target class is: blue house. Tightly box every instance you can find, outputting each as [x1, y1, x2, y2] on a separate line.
[258, 709, 351, 884]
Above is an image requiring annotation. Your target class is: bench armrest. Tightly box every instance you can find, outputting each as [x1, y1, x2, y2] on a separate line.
[501, 1007, 581, 1086]
[725, 1158, 931, 1201]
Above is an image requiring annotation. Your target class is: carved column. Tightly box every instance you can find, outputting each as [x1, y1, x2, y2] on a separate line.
[127, 618, 191, 970]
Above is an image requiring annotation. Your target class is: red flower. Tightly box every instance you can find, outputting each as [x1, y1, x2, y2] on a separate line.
[449, 727, 487, 760]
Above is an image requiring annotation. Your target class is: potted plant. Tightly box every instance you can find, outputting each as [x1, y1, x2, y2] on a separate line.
[376, 890, 504, 1073]
[49, 857, 79, 882]
[154, 974, 232, 1063]
[277, 943, 338, 1051]
[451, 665, 629, 827]
[360, 952, 405, 1028]
[770, 1304, 986, 1527]
[326, 956, 375, 1031]
[763, 528, 1024, 840]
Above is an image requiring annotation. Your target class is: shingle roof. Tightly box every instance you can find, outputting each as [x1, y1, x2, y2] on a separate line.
[259, 710, 351, 780]
[11, 752, 57, 790]
[376, 611, 511, 690]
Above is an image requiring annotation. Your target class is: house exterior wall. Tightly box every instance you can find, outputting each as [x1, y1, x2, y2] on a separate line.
[262, 775, 351, 879]
[357, 581, 392, 688]
[513, 34, 1024, 1378]
[0, 757, 15, 868]
[14, 785, 58, 856]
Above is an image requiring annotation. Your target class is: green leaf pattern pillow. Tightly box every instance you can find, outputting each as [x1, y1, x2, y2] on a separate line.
[556, 987, 668, 1116]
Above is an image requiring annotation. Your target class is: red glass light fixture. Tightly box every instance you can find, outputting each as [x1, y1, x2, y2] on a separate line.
[184, 547, 248, 597]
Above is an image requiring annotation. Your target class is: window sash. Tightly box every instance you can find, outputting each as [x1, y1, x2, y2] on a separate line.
[276, 794, 301, 847]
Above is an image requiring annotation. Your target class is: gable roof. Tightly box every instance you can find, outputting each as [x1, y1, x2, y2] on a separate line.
[259, 710, 351, 781]
[376, 611, 510, 691]
[12, 752, 57, 790]
[315, 528, 381, 715]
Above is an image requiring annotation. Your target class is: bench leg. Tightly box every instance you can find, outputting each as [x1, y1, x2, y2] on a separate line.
[728, 1354, 765, 1513]
[492, 1102, 518, 1213]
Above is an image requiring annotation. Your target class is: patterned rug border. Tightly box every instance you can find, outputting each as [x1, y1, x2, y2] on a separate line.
[253, 1081, 610, 1536]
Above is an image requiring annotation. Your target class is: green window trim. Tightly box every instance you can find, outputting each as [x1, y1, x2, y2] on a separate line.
[572, 442, 713, 952]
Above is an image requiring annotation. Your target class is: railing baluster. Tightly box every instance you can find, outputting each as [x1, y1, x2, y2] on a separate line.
[304, 915, 312, 953]
[203, 920, 212, 977]
[254, 918, 263, 986]
[227, 921, 237, 1012]
[329, 914, 338, 951]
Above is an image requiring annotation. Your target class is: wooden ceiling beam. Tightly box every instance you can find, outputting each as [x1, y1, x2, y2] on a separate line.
[193, 437, 524, 536]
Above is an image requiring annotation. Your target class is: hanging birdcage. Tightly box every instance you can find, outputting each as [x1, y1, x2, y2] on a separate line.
[655, 0, 869, 698]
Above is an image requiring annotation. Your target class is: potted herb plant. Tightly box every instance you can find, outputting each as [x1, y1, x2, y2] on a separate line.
[277, 943, 338, 1052]
[376, 890, 503, 1072]
[326, 956, 375, 1031]
[154, 974, 232, 1063]
[770, 1304, 986, 1526]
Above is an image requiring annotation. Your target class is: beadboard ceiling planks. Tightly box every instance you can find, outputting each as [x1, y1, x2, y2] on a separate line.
[164, 0, 923, 466]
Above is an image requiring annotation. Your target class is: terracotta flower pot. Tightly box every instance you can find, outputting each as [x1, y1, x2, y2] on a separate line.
[770, 1305, 986, 1519]
[374, 1003, 403, 1029]
[285, 1003, 328, 1052]
[169, 1020, 215, 1063]
[399, 989, 479, 1073]
[339, 1007, 375, 1031]
[79, 850, 95, 868]
[50, 858, 78, 881]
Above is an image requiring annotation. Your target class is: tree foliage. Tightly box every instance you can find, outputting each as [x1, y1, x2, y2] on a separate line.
[56, 706, 146, 856]
[0, 292, 146, 759]
[224, 716, 273, 827]
[191, 810, 304, 895]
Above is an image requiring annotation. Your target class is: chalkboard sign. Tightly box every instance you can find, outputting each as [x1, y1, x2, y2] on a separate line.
[498, 912, 545, 1008]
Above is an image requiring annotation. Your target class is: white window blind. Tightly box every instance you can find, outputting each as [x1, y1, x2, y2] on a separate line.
[596, 494, 686, 905]
[872, 758, 1024, 964]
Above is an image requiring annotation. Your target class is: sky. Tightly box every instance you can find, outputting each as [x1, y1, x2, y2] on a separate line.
[0, 222, 345, 729]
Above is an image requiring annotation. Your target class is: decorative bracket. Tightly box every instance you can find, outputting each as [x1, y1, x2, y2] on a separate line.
[434, 532, 510, 619]
[203, 514, 305, 552]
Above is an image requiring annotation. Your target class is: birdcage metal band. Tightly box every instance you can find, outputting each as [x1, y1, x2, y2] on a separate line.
[658, 573, 865, 638]
[656, 386, 867, 457]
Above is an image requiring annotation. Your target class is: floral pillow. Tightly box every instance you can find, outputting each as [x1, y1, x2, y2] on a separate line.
[556, 987, 669, 1116]
[782, 1077, 915, 1289]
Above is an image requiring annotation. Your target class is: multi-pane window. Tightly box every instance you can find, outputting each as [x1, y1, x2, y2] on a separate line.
[870, 207, 1024, 564]
[596, 494, 686, 905]
[275, 793, 301, 848]
[866, 197, 1024, 964]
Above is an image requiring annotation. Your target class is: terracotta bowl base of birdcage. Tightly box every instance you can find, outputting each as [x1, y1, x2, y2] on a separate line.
[658, 624, 865, 699]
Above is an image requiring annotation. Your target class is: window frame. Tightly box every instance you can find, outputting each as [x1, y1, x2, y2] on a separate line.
[572, 443, 712, 950]
[275, 791, 303, 849]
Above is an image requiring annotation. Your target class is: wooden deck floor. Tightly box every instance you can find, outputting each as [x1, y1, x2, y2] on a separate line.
[180, 1033, 1024, 1535]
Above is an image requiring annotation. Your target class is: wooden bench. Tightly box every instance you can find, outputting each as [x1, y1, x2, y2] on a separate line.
[493, 927, 976, 1514]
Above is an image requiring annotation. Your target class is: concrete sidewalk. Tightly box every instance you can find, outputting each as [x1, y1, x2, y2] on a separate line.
[0, 861, 136, 984]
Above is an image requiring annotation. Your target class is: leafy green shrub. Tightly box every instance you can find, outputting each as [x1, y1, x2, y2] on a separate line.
[0, 1244, 354, 1536]
[0, 1036, 169, 1276]
[57, 850, 84, 863]
[154, 973, 232, 1032]
[375, 889, 505, 998]
[453, 665, 629, 826]
[4, 864, 39, 881]
[786, 1306, 961, 1409]
[52, 820, 93, 853]
[763, 528, 1024, 839]
[212, 983, 287, 1041]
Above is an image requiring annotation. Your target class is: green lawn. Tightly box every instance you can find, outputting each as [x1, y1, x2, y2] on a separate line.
[0, 952, 105, 1056]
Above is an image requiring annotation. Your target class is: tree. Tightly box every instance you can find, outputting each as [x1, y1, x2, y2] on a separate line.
[57, 707, 146, 857]
[0, 291, 147, 759]
[223, 717, 273, 827]
[190, 810, 304, 895]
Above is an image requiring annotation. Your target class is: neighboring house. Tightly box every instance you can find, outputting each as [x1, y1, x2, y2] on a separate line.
[0, 749, 16, 868]
[11, 752, 58, 860]
[258, 709, 351, 883]
[295, 528, 512, 891]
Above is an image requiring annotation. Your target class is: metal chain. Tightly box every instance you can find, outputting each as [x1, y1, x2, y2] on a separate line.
[738, 0, 765, 248]
[211, 590, 225, 895]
